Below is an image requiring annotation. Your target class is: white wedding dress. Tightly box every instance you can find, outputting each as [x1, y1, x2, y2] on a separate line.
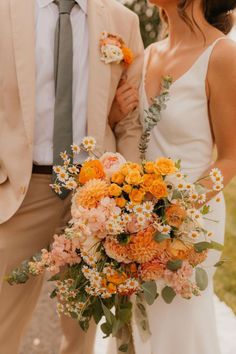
[133, 37, 227, 354]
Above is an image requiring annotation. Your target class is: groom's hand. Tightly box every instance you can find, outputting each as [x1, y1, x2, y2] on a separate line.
[109, 77, 139, 129]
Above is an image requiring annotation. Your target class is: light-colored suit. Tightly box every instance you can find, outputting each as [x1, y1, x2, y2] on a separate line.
[0, 0, 144, 353]
[0, 0, 144, 224]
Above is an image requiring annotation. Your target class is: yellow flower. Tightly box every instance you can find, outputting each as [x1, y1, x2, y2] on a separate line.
[115, 197, 127, 208]
[107, 271, 127, 285]
[123, 184, 132, 194]
[107, 283, 117, 294]
[125, 170, 142, 185]
[122, 46, 134, 65]
[149, 180, 168, 200]
[111, 172, 125, 185]
[141, 174, 162, 191]
[155, 157, 176, 175]
[78, 160, 105, 184]
[120, 162, 142, 176]
[129, 189, 145, 204]
[109, 183, 122, 197]
[144, 161, 156, 174]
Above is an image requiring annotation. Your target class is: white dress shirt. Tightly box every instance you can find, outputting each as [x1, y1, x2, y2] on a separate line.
[34, 0, 88, 165]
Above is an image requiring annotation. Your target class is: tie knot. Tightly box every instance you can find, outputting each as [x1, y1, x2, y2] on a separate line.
[55, 0, 76, 14]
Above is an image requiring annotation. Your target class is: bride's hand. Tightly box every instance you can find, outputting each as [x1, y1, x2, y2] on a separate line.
[109, 78, 139, 129]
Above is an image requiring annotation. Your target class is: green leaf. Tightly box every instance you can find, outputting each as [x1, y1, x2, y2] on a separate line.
[214, 259, 227, 267]
[119, 308, 132, 324]
[194, 241, 224, 253]
[161, 286, 176, 304]
[79, 319, 89, 332]
[101, 301, 115, 326]
[93, 299, 104, 325]
[195, 268, 208, 291]
[118, 344, 129, 352]
[201, 205, 211, 215]
[154, 233, 171, 243]
[117, 233, 131, 245]
[210, 241, 224, 252]
[101, 322, 112, 337]
[50, 289, 58, 299]
[166, 259, 183, 271]
[137, 302, 147, 317]
[194, 242, 211, 253]
[175, 159, 181, 170]
[141, 281, 158, 305]
[112, 319, 123, 336]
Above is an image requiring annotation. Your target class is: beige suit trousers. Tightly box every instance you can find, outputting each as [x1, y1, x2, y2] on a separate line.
[0, 174, 96, 354]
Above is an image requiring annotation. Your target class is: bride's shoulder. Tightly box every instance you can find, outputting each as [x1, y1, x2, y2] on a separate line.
[145, 39, 168, 58]
[209, 38, 236, 75]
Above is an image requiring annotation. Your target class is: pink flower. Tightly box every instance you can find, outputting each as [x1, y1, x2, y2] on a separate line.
[86, 207, 107, 238]
[100, 152, 126, 177]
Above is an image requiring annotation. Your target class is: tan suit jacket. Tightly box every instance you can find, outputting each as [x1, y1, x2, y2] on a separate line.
[0, 0, 144, 224]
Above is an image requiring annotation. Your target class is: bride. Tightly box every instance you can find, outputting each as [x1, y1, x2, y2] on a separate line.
[109, 1, 236, 353]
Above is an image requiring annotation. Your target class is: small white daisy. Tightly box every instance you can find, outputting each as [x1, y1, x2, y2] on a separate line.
[71, 144, 81, 154]
[82, 137, 96, 151]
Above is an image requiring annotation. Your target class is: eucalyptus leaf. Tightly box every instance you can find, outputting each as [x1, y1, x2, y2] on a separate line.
[101, 322, 112, 337]
[141, 281, 158, 305]
[166, 259, 183, 271]
[161, 286, 176, 304]
[101, 301, 115, 325]
[195, 268, 208, 291]
[118, 344, 129, 352]
[154, 233, 171, 243]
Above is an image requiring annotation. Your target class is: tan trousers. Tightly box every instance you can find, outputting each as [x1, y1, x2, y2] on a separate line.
[0, 174, 96, 354]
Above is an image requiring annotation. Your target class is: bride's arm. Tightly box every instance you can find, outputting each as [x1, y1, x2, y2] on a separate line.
[198, 39, 236, 203]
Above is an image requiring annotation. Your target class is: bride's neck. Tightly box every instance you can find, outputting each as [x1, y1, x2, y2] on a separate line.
[163, 2, 209, 48]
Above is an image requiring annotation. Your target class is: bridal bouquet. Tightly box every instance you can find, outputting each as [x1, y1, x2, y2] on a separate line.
[7, 79, 223, 352]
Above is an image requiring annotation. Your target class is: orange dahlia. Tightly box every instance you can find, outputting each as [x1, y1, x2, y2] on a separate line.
[74, 179, 109, 209]
[187, 248, 208, 266]
[140, 258, 166, 281]
[104, 237, 131, 264]
[128, 226, 162, 263]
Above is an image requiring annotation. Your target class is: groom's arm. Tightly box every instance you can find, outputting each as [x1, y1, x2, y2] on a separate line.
[114, 15, 144, 162]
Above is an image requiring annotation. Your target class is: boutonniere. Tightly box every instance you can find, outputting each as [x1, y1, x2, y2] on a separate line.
[99, 31, 134, 66]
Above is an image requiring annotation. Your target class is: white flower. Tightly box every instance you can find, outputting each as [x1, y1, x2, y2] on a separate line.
[60, 151, 69, 161]
[53, 165, 63, 174]
[143, 201, 154, 213]
[175, 171, 184, 179]
[185, 183, 195, 191]
[133, 204, 144, 214]
[71, 144, 81, 154]
[198, 193, 206, 204]
[176, 182, 186, 191]
[189, 230, 200, 239]
[189, 192, 199, 203]
[122, 214, 132, 223]
[50, 183, 62, 195]
[213, 183, 224, 192]
[82, 137, 96, 152]
[136, 214, 146, 226]
[65, 179, 77, 190]
[210, 168, 222, 179]
[58, 170, 69, 183]
[158, 224, 171, 235]
[126, 202, 135, 212]
[68, 166, 79, 174]
[101, 44, 124, 64]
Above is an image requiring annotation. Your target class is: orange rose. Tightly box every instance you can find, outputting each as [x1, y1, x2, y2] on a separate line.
[78, 160, 105, 184]
[107, 283, 117, 294]
[107, 271, 127, 285]
[122, 47, 134, 65]
[129, 189, 145, 204]
[167, 239, 190, 260]
[123, 184, 132, 194]
[149, 180, 168, 199]
[115, 197, 127, 208]
[125, 170, 142, 185]
[166, 204, 186, 228]
[111, 172, 125, 185]
[155, 158, 176, 175]
[109, 183, 122, 197]
[141, 174, 162, 191]
[144, 161, 156, 174]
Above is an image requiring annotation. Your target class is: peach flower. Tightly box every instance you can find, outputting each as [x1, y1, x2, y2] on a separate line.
[74, 179, 109, 209]
[100, 152, 126, 177]
[104, 237, 131, 264]
[166, 204, 187, 228]
[140, 256, 167, 281]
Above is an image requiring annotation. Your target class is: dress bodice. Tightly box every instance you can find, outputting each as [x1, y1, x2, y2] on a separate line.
[141, 38, 226, 182]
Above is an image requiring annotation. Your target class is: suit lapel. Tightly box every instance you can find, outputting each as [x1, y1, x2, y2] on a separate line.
[87, 0, 111, 154]
[10, 0, 36, 143]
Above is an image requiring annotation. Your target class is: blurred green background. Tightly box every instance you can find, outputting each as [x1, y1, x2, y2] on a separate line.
[121, 0, 236, 314]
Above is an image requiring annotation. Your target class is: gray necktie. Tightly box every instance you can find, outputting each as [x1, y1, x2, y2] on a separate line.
[53, 0, 76, 198]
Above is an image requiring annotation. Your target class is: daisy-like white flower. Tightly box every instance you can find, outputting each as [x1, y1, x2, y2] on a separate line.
[143, 212, 152, 220]
[65, 179, 77, 190]
[57, 303, 65, 315]
[159, 224, 171, 235]
[136, 214, 146, 226]
[53, 165, 63, 174]
[82, 137, 96, 152]
[189, 192, 199, 203]
[71, 143, 81, 154]
[76, 302, 85, 311]
[189, 230, 200, 239]
[176, 182, 186, 191]
[175, 171, 184, 179]
[143, 201, 154, 213]
[60, 151, 69, 161]
[213, 183, 224, 192]
[215, 196, 221, 203]
[198, 193, 206, 204]
[126, 202, 135, 212]
[207, 231, 214, 238]
[58, 170, 69, 183]
[50, 183, 62, 195]
[82, 265, 93, 279]
[63, 159, 71, 168]
[133, 204, 144, 214]
[68, 166, 79, 174]
[210, 168, 222, 179]
[122, 214, 132, 223]
[103, 266, 114, 276]
[185, 183, 195, 191]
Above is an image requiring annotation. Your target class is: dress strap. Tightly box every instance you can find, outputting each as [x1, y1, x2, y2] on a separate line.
[201, 37, 228, 79]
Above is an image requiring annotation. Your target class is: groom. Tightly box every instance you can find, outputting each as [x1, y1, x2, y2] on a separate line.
[0, 0, 143, 353]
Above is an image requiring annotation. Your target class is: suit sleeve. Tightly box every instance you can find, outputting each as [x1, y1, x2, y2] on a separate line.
[114, 14, 144, 162]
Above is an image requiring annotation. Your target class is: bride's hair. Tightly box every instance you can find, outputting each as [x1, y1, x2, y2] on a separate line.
[160, 0, 236, 35]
